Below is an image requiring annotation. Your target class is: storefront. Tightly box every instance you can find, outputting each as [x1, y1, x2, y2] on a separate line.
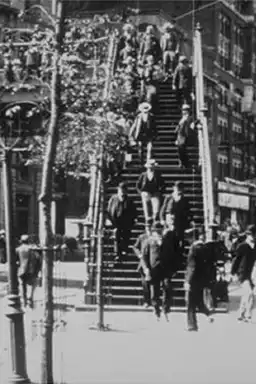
[217, 180, 250, 229]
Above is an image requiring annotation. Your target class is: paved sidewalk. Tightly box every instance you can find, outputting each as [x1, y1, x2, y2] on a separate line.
[1, 285, 255, 384]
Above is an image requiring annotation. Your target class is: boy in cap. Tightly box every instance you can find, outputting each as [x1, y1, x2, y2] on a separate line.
[107, 182, 137, 262]
[231, 224, 256, 322]
[129, 101, 157, 164]
[136, 159, 165, 228]
[172, 55, 194, 107]
[185, 227, 214, 331]
[160, 21, 179, 80]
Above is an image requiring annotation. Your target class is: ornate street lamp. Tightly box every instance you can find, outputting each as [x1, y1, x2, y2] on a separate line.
[0, 100, 42, 384]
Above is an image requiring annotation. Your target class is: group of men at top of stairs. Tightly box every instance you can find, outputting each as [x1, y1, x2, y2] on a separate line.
[114, 20, 196, 168]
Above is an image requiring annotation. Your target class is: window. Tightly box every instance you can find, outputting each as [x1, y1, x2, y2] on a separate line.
[232, 159, 242, 180]
[218, 154, 229, 180]
[218, 13, 231, 70]
[233, 91, 243, 116]
[219, 82, 229, 108]
[218, 116, 228, 142]
[233, 26, 244, 78]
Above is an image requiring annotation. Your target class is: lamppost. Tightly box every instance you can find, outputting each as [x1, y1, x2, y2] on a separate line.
[0, 101, 41, 384]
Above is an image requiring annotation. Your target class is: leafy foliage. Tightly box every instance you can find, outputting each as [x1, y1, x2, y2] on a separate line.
[1, 7, 144, 176]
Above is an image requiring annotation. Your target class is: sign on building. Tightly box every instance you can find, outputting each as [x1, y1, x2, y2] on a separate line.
[218, 192, 249, 211]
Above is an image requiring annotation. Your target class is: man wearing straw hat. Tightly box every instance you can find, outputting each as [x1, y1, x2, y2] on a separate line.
[136, 159, 165, 227]
[172, 55, 194, 107]
[160, 21, 179, 80]
[129, 101, 157, 164]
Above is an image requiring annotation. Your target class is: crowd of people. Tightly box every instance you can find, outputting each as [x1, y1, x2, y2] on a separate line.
[106, 179, 256, 330]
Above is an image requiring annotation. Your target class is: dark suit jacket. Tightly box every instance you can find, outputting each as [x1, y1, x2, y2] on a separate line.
[172, 63, 193, 90]
[231, 242, 256, 283]
[136, 171, 165, 194]
[175, 116, 193, 146]
[161, 229, 180, 277]
[160, 194, 192, 233]
[129, 112, 157, 142]
[107, 194, 137, 229]
[160, 32, 178, 52]
[186, 240, 207, 285]
[16, 244, 41, 282]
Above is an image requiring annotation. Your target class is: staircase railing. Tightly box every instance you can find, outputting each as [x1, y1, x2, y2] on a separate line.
[85, 31, 118, 305]
[193, 23, 214, 240]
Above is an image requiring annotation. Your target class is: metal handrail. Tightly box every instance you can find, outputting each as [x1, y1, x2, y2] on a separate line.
[194, 25, 214, 240]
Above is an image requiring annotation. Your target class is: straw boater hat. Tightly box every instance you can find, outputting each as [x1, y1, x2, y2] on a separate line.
[163, 22, 175, 32]
[145, 158, 158, 168]
[182, 104, 190, 111]
[179, 55, 188, 63]
[0, 229, 5, 236]
[20, 234, 29, 243]
[146, 25, 154, 34]
[138, 102, 152, 113]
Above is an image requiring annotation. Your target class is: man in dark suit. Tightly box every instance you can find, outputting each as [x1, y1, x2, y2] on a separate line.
[231, 224, 256, 322]
[141, 221, 164, 319]
[172, 55, 194, 107]
[107, 182, 137, 262]
[16, 234, 41, 309]
[174, 104, 194, 169]
[132, 229, 151, 308]
[161, 214, 180, 318]
[139, 25, 161, 65]
[160, 181, 193, 252]
[185, 227, 214, 331]
[0, 229, 6, 264]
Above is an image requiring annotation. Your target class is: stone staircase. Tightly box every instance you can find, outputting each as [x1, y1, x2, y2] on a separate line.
[102, 81, 204, 309]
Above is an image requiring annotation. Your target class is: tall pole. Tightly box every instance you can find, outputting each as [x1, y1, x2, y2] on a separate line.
[3, 147, 29, 384]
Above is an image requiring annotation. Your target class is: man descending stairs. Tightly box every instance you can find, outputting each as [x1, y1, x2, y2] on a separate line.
[103, 82, 204, 309]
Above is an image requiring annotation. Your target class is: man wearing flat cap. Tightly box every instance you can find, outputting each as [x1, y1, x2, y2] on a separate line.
[231, 224, 256, 322]
[172, 55, 194, 107]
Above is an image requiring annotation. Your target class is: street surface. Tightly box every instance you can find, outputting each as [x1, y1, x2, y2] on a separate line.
[0, 265, 256, 384]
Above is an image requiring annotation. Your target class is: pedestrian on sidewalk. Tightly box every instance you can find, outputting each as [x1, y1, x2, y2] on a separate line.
[231, 224, 256, 322]
[132, 228, 151, 308]
[0, 230, 6, 264]
[185, 227, 214, 331]
[174, 104, 194, 169]
[16, 234, 42, 309]
[106, 182, 137, 262]
[136, 159, 165, 228]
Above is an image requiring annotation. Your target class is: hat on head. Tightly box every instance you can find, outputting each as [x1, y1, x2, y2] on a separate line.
[209, 221, 219, 229]
[163, 22, 174, 32]
[118, 181, 127, 190]
[146, 25, 154, 34]
[182, 104, 190, 111]
[245, 225, 256, 236]
[0, 229, 5, 235]
[151, 221, 163, 232]
[145, 158, 158, 168]
[20, 234, 29, 243]
[174, 181, 184, 190]
[179, 55, 188, 63]
[138, 102, 152, 113]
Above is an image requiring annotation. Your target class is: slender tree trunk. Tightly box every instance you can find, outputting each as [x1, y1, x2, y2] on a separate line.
[39, 2, 64, 383]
